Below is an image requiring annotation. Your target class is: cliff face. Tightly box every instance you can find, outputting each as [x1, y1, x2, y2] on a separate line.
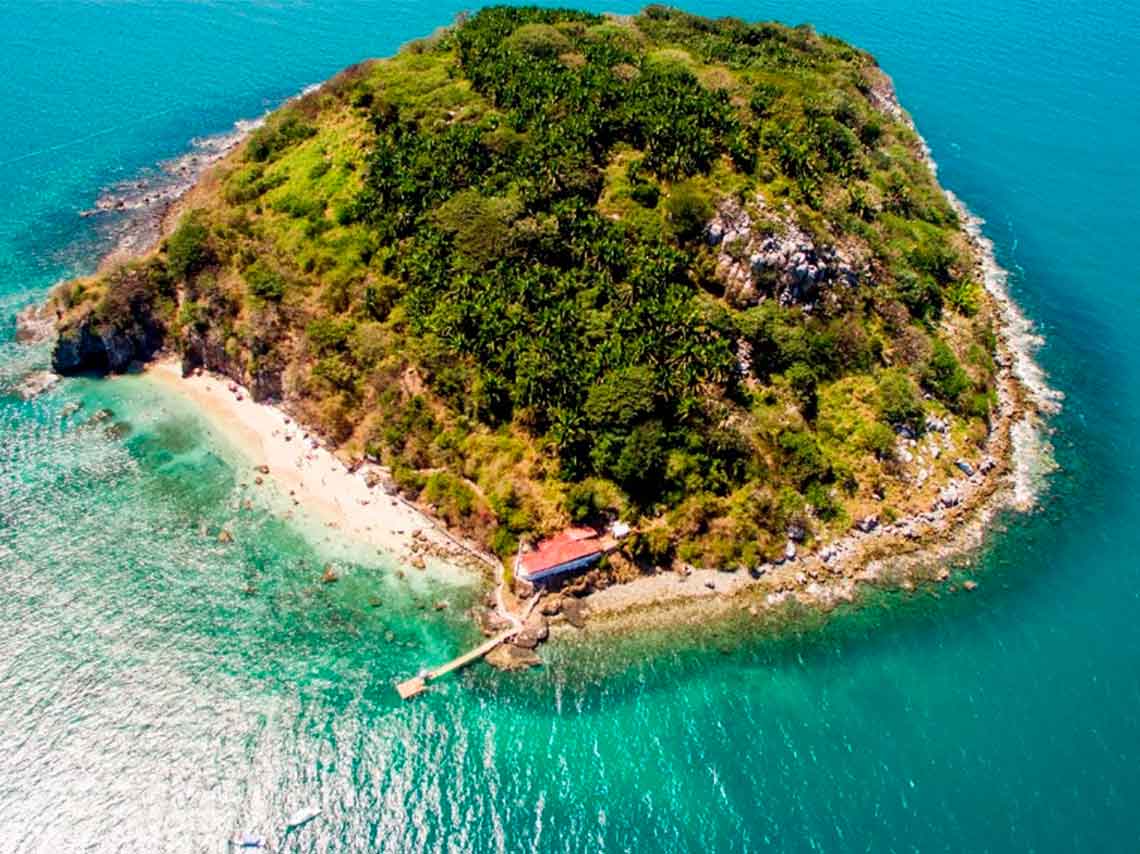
[180, 325, 285, 402]
[52, 319, 162, 374]
[51, 264, 167, 374]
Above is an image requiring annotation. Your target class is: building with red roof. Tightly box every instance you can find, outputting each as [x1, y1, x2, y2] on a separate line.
[516, 527, 609, 583]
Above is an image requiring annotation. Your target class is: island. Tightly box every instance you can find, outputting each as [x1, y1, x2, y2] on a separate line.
[43, 5, 1047, 663]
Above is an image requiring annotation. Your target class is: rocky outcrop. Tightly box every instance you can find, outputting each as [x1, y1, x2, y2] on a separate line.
[485, 642, 542, 671]
[707, 197, 862, 309]
[513, 613, 550, 649]
[180, 326, 284, 403]
[52, 311, 164, 375]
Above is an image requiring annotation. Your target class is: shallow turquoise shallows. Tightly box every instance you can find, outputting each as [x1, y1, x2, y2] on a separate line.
[2, 1, 1138, 851]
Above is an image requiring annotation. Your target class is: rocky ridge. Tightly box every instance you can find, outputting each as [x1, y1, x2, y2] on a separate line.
[707, 196, 863, 309]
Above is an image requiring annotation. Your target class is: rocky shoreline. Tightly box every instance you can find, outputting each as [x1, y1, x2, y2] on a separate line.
[499, 288, 1043, 653]
[517, 72, 1059, 649]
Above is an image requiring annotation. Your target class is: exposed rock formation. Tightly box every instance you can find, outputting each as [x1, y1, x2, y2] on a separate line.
[180, 324, 284, 403]
[707, 197, 862, 309]
[52, 314, 164, 375]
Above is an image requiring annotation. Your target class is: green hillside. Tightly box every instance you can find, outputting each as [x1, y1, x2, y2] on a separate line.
[53, 5, 1000, 569]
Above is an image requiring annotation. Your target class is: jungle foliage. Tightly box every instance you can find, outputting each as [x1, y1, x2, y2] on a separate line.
[62, 6, 1000, 566]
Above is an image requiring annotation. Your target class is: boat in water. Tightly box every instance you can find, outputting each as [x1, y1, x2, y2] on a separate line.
[285, 805, 321, 830]
[229, 832, 267, 849]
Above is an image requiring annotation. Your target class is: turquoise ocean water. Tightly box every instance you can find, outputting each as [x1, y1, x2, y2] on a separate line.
[2, 1, 1138, 850]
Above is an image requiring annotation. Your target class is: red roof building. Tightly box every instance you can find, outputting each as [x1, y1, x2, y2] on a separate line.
[517, 527, 607, 582]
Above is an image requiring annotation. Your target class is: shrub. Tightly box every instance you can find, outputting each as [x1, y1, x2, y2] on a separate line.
[584, 366, 657, 428]
[629, 181, 661, 208]
[858, 422, 897, 458]
[784, 362, 818, 416]
[392, 464, 425, 499]
[630, 525, 674, 565]
[946, 279, 982, 316]
[611, 421, 668, 498]
[306, 317, 355, 355]
[364, 277, 403, 321]
[777, 430, 830, 487]
[893, 269, 942, 321]
[877, 368, 923, 431]
[313, 354, 357, 390]
[177, 301, 209, 332]
[246, 113, 317, 163]
[505, 23, 573, 57]
[244, 262, 285, 302]
[923, 339, 970, 407]
[166, 212, 211, 281]
[423, 471, 477, 526]
[665, 182, 714, 241]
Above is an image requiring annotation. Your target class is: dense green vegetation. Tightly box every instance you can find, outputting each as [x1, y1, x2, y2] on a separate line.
[57, 6, 1000, 568]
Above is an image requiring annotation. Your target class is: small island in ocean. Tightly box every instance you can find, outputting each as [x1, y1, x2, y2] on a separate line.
[39, 5, 1046, 670]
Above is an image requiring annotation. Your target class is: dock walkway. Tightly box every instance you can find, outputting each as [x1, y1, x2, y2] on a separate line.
[396, 594, 541, 700]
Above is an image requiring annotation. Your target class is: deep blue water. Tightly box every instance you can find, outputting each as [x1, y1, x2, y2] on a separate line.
[2, 1, 1139, 851]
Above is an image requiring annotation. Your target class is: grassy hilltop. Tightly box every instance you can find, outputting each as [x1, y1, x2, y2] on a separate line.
[54, 5, 999, 570]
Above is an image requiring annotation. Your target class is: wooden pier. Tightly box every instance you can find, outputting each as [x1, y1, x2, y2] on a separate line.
[395, 629, 517, 700]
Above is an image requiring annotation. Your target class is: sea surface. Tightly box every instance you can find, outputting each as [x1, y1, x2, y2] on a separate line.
[1, 1, 1138, 851]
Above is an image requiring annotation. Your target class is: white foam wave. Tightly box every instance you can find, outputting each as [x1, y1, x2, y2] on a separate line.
[893, 91, 1063, 512]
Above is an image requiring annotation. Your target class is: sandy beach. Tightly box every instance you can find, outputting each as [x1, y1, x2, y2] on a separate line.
[145, 358, 489, 584]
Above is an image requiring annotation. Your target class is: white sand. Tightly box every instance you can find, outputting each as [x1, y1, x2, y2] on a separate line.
[146, 358, 484, 583]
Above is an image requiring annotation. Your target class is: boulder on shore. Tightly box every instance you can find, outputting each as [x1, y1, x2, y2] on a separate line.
[560, 597, 587, 629]
[485, 643, 542, 671]
[513, 614, 550, 649]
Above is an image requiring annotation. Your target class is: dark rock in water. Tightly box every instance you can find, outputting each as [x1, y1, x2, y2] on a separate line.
[486, 643, 542, 671]
[52, 309, 165, 376]
[85, 408, 114, 426]
[104, 421, 132, 441]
